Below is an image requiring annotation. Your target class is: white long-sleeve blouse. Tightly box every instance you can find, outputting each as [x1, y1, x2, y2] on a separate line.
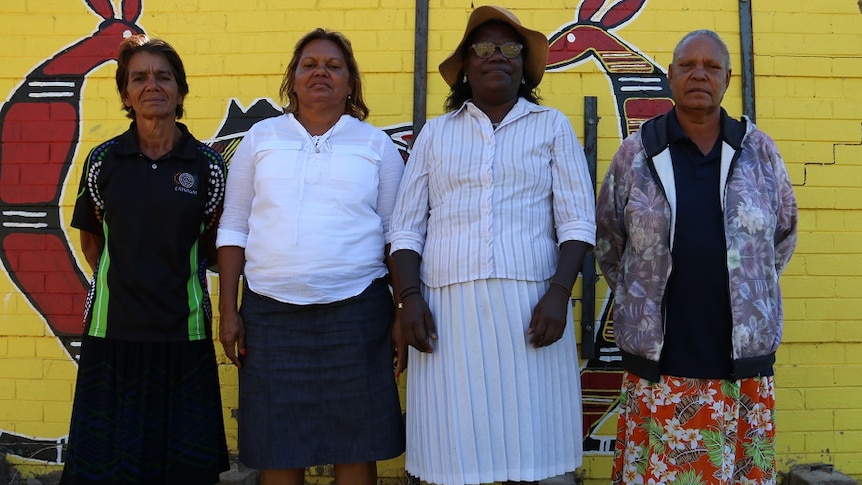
[217, 113, 404, 304]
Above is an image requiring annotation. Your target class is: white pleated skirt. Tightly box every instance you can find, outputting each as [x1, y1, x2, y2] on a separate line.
[405, 278, 583, 485]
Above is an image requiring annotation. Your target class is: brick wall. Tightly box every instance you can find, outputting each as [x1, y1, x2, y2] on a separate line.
[1, 0, 860, 482]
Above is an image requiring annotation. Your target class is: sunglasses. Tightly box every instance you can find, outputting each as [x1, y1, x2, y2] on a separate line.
[470, 42, 523, 59]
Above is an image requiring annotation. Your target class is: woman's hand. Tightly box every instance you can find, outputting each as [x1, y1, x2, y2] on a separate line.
[217, 245, 246, 367]
[527, 285, 570, 348]
[79, 230, 104, 274]
[219, 309, 246, 368]
[528, 241, 589, 348]
[390, 249, 436, 352]
[400, 294, 437, 353]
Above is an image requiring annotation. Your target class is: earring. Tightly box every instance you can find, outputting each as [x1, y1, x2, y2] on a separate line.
[463, 74, 468, 84]
[521, 77, 526, 85]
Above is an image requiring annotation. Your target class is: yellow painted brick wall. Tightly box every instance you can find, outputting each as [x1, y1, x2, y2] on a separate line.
[1, 0, 861, 482]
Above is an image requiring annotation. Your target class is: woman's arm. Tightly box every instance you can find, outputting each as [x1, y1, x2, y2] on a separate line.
[528, 240, 590, 348]
[529, 112, 596, 347]
[767, 136, 798, 274]
[385, 244, 408, 377]
[388, 122, 435, 352]
[80, 230, 104, 273]
[218, 245, 246, 368]
[391, 249, 436, 353]
[595, 140, 636, 290]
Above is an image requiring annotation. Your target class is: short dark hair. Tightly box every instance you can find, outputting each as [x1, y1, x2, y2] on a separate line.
[115, 35, 189, 120]
[279, 28, 369, 120]
[672, 29, 731, 70]
[444, 20, 541, 112]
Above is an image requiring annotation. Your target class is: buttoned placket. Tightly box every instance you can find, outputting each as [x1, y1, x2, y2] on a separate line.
[292, 120, 338, 245]
[464, 100, 533, 279]
[478, 112, 496, 278]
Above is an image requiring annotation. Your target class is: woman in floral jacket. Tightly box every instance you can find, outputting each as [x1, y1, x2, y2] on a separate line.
[595, 30, 797, 485]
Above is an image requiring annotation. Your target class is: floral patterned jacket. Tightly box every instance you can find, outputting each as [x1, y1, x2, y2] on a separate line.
[595, 109, 798, 382]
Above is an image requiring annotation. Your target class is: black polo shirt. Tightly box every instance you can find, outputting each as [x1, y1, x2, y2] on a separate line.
[660, 109, 735, 379]
[71, 122, 225, 342]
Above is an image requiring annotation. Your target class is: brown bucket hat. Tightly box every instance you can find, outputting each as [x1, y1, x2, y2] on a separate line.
[438, 5, 549, 88]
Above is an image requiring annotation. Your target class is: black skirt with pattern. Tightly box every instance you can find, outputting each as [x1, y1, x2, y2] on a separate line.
[60, 337, 230, 485]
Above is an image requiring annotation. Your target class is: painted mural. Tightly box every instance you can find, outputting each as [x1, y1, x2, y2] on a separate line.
[0, 0, 672, 466]
[547, 0, 672, 139]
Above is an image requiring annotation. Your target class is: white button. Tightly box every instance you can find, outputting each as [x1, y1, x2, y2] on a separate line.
[151, 164, 157, 169]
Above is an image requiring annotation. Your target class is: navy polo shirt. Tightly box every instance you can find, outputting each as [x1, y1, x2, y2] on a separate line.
[71, 122, 225, 342]
[660, 109, 735, 379]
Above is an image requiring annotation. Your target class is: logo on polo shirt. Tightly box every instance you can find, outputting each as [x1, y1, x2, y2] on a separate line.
[173, 172, 199, 195]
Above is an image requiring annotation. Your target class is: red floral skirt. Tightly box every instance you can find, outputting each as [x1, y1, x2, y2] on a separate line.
[612, 371, 777, 484]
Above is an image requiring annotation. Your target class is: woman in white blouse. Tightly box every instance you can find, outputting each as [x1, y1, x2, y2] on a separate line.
[216, 28, 405, 485]
[389, 6, 596, 485]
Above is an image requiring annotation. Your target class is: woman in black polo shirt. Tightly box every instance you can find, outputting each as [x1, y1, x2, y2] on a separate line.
[61, 35, 229, 485]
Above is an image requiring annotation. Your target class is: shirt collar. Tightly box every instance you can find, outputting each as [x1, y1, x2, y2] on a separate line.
[668, 107, 731, 145]
[667, 108, 685, 144]
[115, 121, 198, 160]
[668, 108, 724, 162]
[452, 97, 549, 124]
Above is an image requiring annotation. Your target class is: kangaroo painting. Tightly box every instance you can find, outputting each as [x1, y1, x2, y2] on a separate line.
[547, 0, 673, 139]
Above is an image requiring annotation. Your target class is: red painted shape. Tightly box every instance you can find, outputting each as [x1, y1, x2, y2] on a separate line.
[624, 97, 673, 118]
[85, 0, 115, 20]
[600, 0, 646, 27]
[120, 0, 143, 22]
[43, 22, 139, 76]
[4, 234, 86, 335]
[623, 97, 674, 135]
[548, 25, 628, 68]
[578, 0, 606, 21]
[581, 369, 624, 435]
[0, 103, 76, 204]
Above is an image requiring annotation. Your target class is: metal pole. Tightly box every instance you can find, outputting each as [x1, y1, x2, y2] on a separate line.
[412, 0, 429, 142]
[739, 0, 756, 122]
[581, 96, 599, 360]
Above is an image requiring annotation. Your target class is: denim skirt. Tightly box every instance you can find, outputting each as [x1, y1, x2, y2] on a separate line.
[237, 278, 405, 469]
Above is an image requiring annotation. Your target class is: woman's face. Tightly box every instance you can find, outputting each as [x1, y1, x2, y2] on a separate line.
[462, 22, 524, 103]
[121, 51, 183, 121]
[668, 33, 731, 117]
[292, 39, 353, 112]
